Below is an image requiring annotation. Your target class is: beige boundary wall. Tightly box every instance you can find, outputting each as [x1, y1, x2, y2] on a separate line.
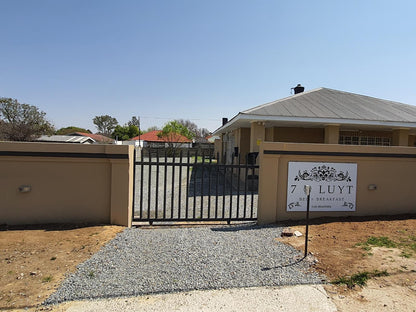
[0, 142, 134, 226]
[258, 142, 416, 224]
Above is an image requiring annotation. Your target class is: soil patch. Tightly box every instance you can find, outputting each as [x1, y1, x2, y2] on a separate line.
[0, 224, 123, 311]
[278, 215, 416, 311]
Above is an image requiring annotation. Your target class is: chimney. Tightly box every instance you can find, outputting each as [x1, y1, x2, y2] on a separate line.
[293, 84, 305, 94]
[222, 118, 228, 126]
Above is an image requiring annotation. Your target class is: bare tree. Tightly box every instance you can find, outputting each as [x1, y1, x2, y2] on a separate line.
[175, 119, 210, 142]
[127, 116, 140, 128]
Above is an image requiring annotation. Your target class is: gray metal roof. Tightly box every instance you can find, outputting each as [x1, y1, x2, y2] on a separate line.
[36, 135, 95, 144]
[214, 88, 416, 135]
[243, 88, 416, 122]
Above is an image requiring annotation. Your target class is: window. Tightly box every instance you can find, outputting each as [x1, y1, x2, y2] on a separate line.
[339, 134, 391, 146]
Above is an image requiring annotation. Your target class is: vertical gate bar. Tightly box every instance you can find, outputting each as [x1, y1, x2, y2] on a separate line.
[163, 151, 167, 219]
[171, 153, 175, 219]
[207, 154, 212, 219]
[193, 149, 198, 219]
[178, 150, 183, 219]
[147, 150, 152, 222]
[236, 161, 241, 219]
[229, 154, 234, 221]
[155, 149, 160, 220]
[185, 149, 190, 219]
[250, 164, 255, 218]
[222, 164, 226, 219]
[243, 158, 248, 219]
[215, 161, 219, 219]
[132, 148, 137, 220]
[200, 150, 205, 218]
[139, 148, 144, 219]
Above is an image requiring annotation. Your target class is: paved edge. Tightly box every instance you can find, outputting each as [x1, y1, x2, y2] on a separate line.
[55, 285, 337, 312]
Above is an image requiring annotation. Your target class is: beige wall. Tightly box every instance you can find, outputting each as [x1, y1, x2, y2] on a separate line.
[214, 138, 222, 159]
[240, 128, 251, 162]
[250, 122, 265, 153]
[0, 142, 133, 226]
[324, 125, 340, 144]
[392, 129, 410, 146]
[258, 142, 416, 224]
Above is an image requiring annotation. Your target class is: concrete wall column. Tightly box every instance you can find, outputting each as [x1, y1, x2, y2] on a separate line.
[392, 129, 410, 146]
[108, 146, 134, 227]
[250, 121, 265, 153]
[324, 125, 340, 144]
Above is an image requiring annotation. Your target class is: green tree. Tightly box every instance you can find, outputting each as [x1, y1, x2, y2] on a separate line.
[93, 115, 118, 136]
[159, 120, 194, 140]
[158, 120, 194, 155]
[0, 97, 54, 141]
[56, 126, 92, 135]
[112, 124, 141, 140]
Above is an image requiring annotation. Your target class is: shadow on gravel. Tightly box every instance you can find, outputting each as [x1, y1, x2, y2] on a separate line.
[261, 256, 307, 271]
[210, 223, 279, 232]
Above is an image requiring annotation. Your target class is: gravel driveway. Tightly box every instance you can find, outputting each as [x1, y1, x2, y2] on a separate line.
[45, 224, 324, 304]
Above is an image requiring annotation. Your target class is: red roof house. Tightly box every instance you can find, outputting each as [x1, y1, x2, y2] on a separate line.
[130, 130, 192, 147]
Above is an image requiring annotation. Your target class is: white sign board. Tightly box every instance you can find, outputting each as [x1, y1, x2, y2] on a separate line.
[287, 162, 357, 212]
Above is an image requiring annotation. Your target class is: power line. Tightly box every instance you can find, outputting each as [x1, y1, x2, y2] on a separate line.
[139, 116, 219, 121]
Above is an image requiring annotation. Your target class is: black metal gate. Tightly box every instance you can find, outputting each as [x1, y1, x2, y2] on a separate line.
[132, 148, 259, 224]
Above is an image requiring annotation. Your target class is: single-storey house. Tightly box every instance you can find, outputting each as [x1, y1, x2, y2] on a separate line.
[213, 87, 416, 164]
[69, 132, 114, 144]
[130, 130, 192, 148]
[36, 135, 95, 144]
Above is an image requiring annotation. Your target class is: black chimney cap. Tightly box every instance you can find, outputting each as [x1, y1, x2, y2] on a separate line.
[293, 84, 305, 94]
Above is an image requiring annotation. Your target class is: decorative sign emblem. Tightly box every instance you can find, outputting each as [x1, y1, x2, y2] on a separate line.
[287, 162, 357, 212]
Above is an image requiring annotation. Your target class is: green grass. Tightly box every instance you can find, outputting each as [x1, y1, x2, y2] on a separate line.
[42, 275, 53, 283]
[87, 271, 95, 278]
[355, 235, 416, 259]
[332, 270, 389, 288]
[366, 236, 397, 248]
[355, 236, 396, 249]
[190, 156, 217, 164]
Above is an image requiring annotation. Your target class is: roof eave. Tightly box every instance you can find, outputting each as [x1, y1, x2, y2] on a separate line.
[213, 113, 416, 135]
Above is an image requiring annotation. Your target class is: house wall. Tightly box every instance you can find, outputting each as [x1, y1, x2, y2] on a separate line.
[0, 142, 133, 226]
[231, 128, 250, 163]
[273, 127, 325, 144]
[257, 142, 416, 224]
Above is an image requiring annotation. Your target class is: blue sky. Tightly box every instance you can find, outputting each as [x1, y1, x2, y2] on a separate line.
[1, 0, 416, 133]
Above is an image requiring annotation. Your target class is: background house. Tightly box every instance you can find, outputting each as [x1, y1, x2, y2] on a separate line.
[70, 132, 114, 144]
[130, 130, 192, 148]
[214, 87, 416, 164]
[36, 135, 95, 144]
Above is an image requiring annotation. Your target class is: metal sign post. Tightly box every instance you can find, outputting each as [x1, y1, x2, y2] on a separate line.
[304, 185, 311, 258]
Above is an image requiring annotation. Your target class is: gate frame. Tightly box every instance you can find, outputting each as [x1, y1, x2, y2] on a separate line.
[132, 147, 259, 225]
